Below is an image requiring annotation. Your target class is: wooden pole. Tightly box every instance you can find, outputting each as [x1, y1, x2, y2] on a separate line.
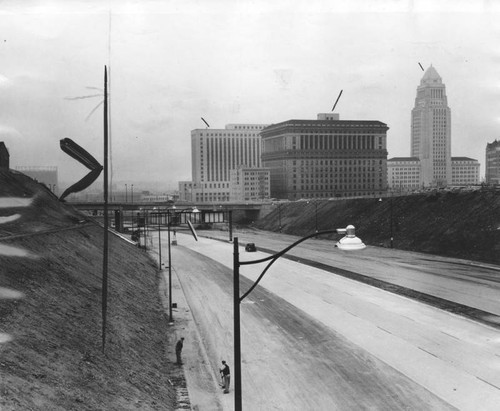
[168, 218, 173, 323]
[102, 66, 109, 352]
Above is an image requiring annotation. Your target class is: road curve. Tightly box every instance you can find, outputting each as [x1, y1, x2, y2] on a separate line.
[171, 238, 463, 410]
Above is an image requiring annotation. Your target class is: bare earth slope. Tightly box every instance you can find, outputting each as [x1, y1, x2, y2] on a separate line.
[255, 190, 500, 264]
[0, 169, 176, 410]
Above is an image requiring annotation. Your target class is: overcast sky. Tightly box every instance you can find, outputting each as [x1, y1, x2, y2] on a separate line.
[1, 0, 499, 191]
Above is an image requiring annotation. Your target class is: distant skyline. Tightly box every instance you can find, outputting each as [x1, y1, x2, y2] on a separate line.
[1, 0, 499, 191]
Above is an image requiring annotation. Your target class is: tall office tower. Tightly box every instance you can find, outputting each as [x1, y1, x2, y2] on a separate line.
[485, 140, 500, 185]
[261, 113, 388, 200]
[184, 123, 268, 203]
[411, 65, 452, 187]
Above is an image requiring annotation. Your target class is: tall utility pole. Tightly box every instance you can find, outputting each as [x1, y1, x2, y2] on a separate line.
[108, 11, 113, 203]
[102, 66, 109, 352]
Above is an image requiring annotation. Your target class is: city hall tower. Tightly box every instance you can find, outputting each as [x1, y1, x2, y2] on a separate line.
[411, 65, 452, 187]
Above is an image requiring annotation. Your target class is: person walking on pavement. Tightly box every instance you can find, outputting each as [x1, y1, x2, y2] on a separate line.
[219, 360, 230, 393]
[175, 337, 184, 365]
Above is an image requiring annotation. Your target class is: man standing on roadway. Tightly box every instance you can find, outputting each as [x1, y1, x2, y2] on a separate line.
[219, 360, 230, 393]
[175, 337, 184, 365]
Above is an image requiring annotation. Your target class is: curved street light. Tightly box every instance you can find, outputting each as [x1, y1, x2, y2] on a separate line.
[306, 199, 319, 233]
[232, 226, 365, 410]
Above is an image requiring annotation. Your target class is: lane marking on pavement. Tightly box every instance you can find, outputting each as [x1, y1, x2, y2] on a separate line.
[418, 346, 438, 358]
[476, 376, 500, 391]
[376, 326, 393, 335]
[256, 244, 500, 330]
[440, 331, 459, 340]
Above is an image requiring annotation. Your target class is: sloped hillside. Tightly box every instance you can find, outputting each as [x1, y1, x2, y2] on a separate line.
[255, 190, 500, 264]
[0, 169, 176, 410]
[0, 169, 85, 236]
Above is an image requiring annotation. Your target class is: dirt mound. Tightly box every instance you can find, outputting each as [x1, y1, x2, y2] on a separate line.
[0, 169, 176, 410]
[0, 169, 87, 236]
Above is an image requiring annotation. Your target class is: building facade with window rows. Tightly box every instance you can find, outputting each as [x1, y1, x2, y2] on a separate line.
[229, 166, 271, 202]
[387, 157, 421, 192]
[451, 157, 480, 186]
[485, 140, 500, 185]
[184, 123, 268, 203]
[411, 65, 452, 187]
[260, 114, 388, 200]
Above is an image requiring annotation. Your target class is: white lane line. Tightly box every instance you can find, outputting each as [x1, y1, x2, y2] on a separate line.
[476, 377, 500, 391]
[418, 346, 438, 358]
[377, 326, 393, 335]
[440, 331, 459, 340]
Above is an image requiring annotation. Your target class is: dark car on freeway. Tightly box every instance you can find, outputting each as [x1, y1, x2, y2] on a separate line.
[245, 243, 257, 252]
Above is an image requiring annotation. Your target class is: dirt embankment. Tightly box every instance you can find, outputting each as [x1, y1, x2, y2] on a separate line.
[1, 170, 177, 410]
[255, 190, 500, 264]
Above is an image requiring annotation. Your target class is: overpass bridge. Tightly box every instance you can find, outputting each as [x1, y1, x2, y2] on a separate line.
[68, 201, 269, 229]
[67, 201, 267, 212]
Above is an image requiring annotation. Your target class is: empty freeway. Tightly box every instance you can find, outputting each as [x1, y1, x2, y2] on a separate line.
[153, 229, 500, 410]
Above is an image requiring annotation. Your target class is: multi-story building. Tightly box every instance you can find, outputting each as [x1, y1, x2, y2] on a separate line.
[387, 157, 421, 192]
[181, 123, 268, 203]
[260, 113, 388, 200]
[178, 181, 196, 203]
[411, 65, 452, 187]
[485, 140, 500, 185]
[229, 167, 271, 202]
[451, 157, 480, 186]
[387, 66, 481, 192]
[15, 166, 58, 194]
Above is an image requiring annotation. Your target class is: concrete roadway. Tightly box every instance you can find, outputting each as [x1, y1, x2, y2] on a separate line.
[154, 230, 500, 410]
[199, 228, 500, 322]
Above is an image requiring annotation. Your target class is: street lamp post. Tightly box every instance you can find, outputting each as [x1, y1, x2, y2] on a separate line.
[125, 184, 128, 203]
[232, 225, 365, 411]
[162, 206, 200, 324]
[390, 193, 394, 248]
[158, 214, 162, 270]
[143, 209, 148, 251]
[167, 213, 173, 323]
[131, 184, 134, 203]
[279, 204, 282, 233]
[314, 200, 318, 233]
[379, 195, 394, 249]
[161, 205, 178, 323]
[219, 205, 233, 242]
[274, 203, 282, 233]
[307, 199, 319, 233]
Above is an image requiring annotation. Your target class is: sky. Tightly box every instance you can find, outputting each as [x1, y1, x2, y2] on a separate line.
[0, 0, 499, 192]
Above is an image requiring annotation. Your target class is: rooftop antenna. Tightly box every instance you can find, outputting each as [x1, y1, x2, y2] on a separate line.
[201, 117, 210, 128]
[331, 90, 343, 112]
[418, 62, 424, 71]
